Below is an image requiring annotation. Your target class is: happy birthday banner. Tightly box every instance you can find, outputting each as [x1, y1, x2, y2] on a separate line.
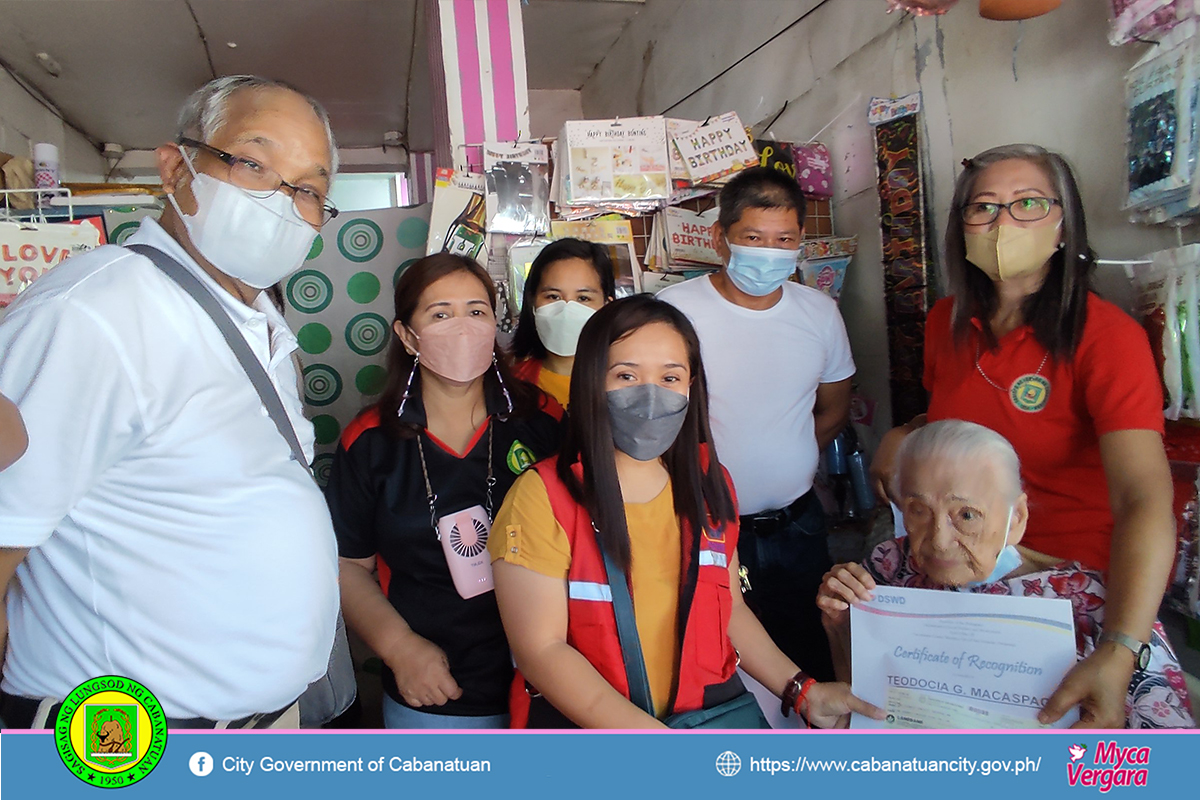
[871, 93, 931, 426]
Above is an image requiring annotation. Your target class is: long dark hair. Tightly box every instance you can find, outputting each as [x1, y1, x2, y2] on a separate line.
[945, 144, 1094, 359]
[510, 238, 615, 361]
[377, 252, 537, 438]
[557, 295, 736, 571]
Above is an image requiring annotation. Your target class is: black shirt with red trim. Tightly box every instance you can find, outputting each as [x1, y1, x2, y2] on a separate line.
[326, 381, 562, 716]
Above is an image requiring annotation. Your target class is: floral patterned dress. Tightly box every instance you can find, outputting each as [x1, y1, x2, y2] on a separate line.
[864, 538, 1194, 729]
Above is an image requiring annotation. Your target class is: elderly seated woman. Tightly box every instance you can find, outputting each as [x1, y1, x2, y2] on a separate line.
[819, 420, 1194, 729]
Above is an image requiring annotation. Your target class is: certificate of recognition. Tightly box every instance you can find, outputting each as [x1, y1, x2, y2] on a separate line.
[849, 586, 1080, 729]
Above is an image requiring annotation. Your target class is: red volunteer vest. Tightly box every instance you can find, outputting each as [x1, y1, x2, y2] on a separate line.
[510, 452, 740, 727]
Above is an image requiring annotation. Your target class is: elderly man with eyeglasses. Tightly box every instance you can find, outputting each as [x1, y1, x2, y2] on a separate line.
[0, 76, 341, 729]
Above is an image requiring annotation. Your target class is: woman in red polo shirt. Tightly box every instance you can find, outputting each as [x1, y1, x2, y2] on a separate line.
[870, 144, 1175, 729]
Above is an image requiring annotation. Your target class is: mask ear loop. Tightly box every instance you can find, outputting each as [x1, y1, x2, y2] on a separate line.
[396, 356, 419, 419]
[492, 354, 514, 420]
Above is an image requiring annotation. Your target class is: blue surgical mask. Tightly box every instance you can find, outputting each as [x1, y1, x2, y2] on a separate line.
[724, 240, 799, 296]
[962, 507, 1022, 589]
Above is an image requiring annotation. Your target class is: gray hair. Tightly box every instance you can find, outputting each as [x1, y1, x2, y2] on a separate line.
[176, 75, 339, 174]
[893, 420, 1023, 504]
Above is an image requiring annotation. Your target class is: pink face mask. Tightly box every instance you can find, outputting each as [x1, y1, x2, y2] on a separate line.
[412, 316, 496, 383]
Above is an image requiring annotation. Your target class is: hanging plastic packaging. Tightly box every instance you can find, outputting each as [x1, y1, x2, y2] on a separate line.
[484, 142, 551, 236]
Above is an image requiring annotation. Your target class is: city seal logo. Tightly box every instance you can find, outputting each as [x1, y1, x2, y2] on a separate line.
[506, 440, 536, 475]
[1010, 374, 1050, 413]
[55, 676, 167, 788]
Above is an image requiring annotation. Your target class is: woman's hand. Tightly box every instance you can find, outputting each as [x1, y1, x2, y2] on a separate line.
[802, 682, 886, 728]
[1038, 643, 1134, 728]
[385, 631, 464, 708]
[817, 562, 876, 630]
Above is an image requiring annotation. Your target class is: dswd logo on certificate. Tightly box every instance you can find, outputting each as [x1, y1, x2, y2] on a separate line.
[53, 676, 168, 788]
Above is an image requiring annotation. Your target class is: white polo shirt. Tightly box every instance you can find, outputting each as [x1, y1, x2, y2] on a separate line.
[0, 218, 338, 720]
[659, 275, 855, 515]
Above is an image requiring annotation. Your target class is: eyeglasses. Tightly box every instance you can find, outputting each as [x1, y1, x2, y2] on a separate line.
[177, 137, 339, 227]
[959, 196, 1061, 226]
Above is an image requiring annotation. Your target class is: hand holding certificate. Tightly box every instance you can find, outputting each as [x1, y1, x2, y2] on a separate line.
[848, 586, 1080, 729]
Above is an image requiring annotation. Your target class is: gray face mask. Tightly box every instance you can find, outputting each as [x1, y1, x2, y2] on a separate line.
[607, 384, 689, 462]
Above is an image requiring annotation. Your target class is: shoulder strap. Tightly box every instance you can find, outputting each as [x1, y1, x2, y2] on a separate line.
[125, 243, 310, 470]
[598, 539, 656, 718]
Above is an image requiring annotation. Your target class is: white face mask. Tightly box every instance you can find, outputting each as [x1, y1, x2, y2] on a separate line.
[167, 146, 318, 289]
[533, 300, 596, 357]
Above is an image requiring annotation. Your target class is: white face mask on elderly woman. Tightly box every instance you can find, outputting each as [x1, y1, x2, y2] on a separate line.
[168, 146, 318, 289]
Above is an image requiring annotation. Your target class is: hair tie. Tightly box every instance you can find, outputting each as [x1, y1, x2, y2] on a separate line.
[961, 157, 975, 169]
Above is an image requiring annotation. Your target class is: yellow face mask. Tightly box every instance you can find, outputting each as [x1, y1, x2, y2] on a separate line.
[964, 223, 1061, 281]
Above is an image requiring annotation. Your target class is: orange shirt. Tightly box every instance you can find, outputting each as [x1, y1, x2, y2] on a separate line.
[923, 294, 1164, 572]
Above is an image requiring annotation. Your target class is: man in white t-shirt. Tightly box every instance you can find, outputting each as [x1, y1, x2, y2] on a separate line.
[659, 168, 853, 681]
[0, 76, 343, 728]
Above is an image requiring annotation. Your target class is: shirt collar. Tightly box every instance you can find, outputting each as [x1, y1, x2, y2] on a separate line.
[129, 217, 260, 328]
[398, 368, 507, 430]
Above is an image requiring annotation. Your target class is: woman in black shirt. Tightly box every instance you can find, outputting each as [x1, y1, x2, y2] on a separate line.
[326, 253, 561, 728]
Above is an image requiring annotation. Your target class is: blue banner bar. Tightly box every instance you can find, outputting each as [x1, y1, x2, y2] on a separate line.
[3, 730, 1198, 798]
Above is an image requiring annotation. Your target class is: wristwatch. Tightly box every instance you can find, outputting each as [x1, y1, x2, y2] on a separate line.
[1099, 630, 1151, 671]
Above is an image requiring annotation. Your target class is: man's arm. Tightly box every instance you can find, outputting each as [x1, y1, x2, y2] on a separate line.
[0, 548, 29, 673]
[813, 378, 852, 451]
[0, 394, 27, 471]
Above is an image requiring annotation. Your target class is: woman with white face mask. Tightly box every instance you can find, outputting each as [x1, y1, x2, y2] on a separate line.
[823, 421, 1192, 730]
[870, 145, 1175, 729]
[489, 295, 883, 729]
[325, 253, 562, 729]
[510, 238, 615, 408]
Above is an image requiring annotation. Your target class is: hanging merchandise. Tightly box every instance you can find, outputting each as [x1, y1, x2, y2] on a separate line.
[1109, 0, 1196, 46]
[483, 142, 551, 236]
[1125, 36, 1199, 220]
[426, 168, 488, 261]
[1130, 247, 1200, 419]
[561, 117, 670, 207]
[871, 93, 932, 426]
[507, 237, 553, 315]
[798, 234, 857, 303]
[754, 139, 797, 180]
[793, 142, 834, 198]
[671, 111, 759, 187]
[0, 218, 104, 306]
[550, 218, 643, 296]
[649, 206, 722, 271]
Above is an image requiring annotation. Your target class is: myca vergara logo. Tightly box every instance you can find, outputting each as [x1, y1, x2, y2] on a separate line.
[55, 676, 168, 788]
[1066, 741, 1151, 792]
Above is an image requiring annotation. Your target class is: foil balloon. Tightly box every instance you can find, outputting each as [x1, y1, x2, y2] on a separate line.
[978, 0, 1062, 20]
[886, 0, 960, 14]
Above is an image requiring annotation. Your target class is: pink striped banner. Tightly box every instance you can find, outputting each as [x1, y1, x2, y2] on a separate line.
[427, 0, 529, 172]
[408, 152, 436, 205]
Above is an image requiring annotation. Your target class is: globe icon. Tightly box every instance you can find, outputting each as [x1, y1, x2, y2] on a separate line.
[715, 751, 741, 777]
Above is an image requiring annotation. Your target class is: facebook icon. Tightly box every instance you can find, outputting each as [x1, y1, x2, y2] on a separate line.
[189, 752, 214, 777]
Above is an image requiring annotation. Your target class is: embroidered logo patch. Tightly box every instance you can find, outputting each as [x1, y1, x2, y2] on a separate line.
[506, 440, 536, 474]
[1010, 374, 1050, 413]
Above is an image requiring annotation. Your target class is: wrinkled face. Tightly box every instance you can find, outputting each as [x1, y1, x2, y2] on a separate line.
[161, 87, 333, 229]
[605, 321, 691, 396]
[534, 257, 608, 310]
[714, 206, 803, 263]
[395, 269, 495, 351]
[897, 454, 1026, 586]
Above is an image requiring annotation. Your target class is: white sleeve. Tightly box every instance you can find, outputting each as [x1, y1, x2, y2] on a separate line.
[0, 298, 144, 547]
[821, 301, 856, 384]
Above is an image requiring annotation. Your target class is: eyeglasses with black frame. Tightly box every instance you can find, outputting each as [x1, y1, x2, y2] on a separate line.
[959, 197, 1061, 226]
[177, 137, 339, 227]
